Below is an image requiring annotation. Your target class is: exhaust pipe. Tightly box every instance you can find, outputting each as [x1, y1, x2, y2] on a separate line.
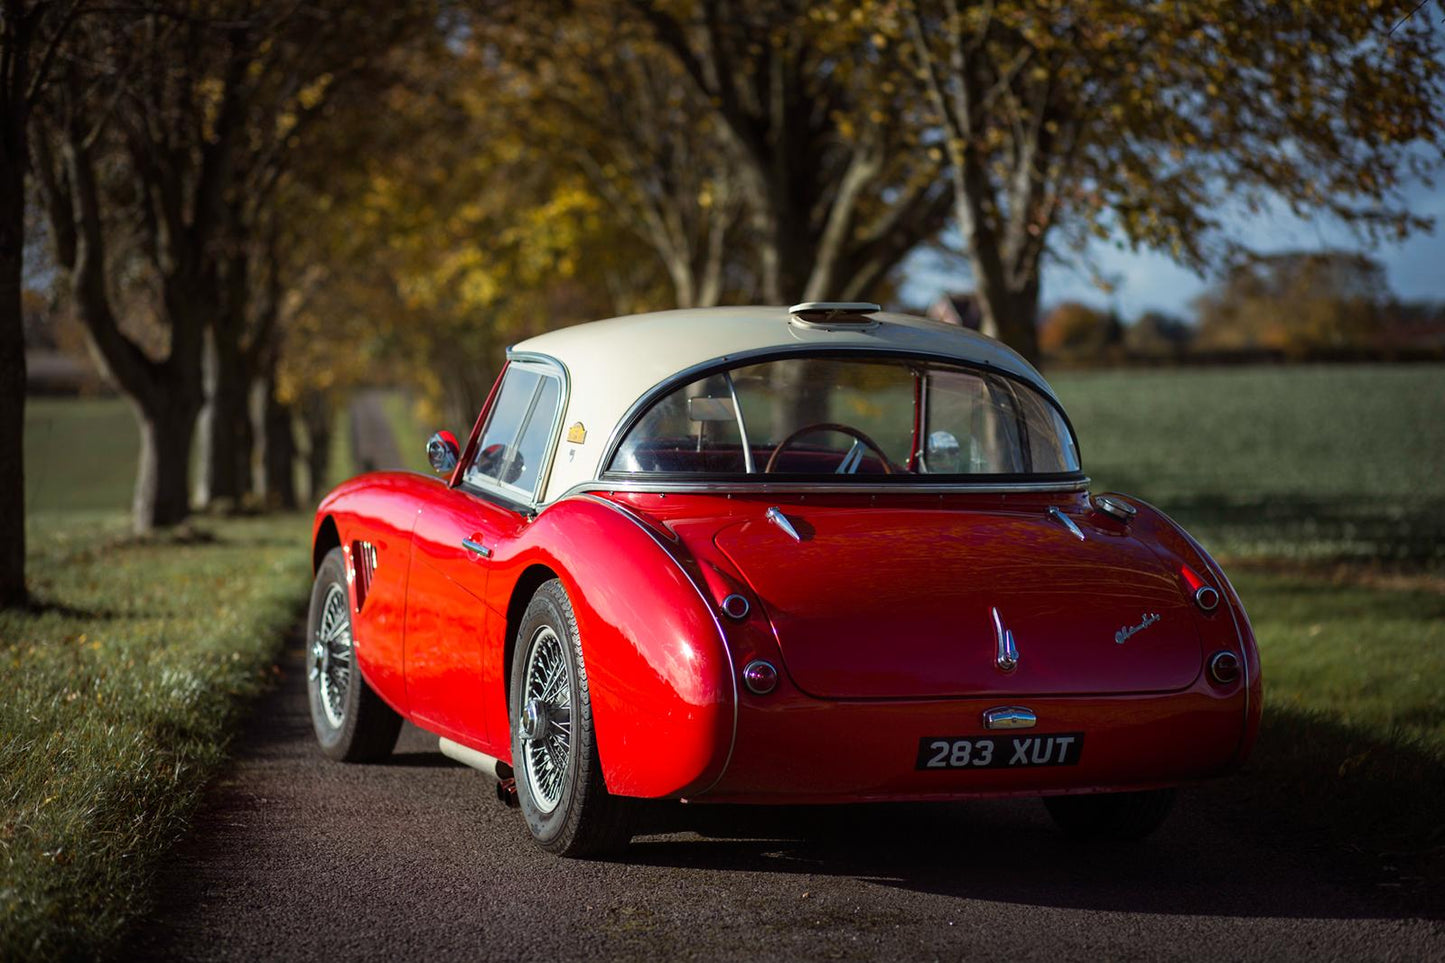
[438, 737, 519, 808]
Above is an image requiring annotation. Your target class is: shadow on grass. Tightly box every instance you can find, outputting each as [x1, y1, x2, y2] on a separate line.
[1106, 491, 1445, 569]
[7, 594, 126, 621]
[1200, 706, 1445, 898]
[622, 708, 1444, 921]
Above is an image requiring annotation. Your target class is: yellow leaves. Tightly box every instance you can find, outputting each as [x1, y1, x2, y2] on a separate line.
[298, 74, 334, 112]
[197, 76, 225, 142]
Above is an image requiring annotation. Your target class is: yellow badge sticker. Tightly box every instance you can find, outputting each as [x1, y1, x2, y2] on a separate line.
[566, 422, 587, 444]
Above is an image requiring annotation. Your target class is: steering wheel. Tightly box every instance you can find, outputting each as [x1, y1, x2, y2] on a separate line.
[764, 422, 895, 474]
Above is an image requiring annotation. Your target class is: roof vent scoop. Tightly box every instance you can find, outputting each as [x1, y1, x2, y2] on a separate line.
[788, 301, 882, 331]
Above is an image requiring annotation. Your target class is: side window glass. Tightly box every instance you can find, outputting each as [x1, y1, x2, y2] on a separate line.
[464, 366, 560, 498]
[508, 376, 560, 493]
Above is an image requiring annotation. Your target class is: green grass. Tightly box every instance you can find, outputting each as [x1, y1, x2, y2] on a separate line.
[327, 401, 357, 488]
[1051, 364, 1445, 566]
[23, 394, 359, 519]
[1202, 570, 1445, 893]
[23, 398, 140, 514]
[0, 513, 310, 959]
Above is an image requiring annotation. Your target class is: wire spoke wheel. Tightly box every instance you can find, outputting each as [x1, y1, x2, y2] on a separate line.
[520, 625, 573, 814]
[312, 582, 353, 729]
[306, 547, 402, 763]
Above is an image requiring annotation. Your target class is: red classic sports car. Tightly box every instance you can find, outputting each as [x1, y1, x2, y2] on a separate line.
[307, 302, 1261, 856]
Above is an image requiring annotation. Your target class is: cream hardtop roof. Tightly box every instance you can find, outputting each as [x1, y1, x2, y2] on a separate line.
[509, 305, 1053, 503]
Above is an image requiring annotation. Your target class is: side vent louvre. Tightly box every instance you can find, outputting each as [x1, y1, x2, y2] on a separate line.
[351, 540, 378, 612]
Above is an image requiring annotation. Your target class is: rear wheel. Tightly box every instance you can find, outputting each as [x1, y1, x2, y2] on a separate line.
[306, 548, 402, 762]
[510, 579, 631, 857]
[1043, 789, 1177, 840]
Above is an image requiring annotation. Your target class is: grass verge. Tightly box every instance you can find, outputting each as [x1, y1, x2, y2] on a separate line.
[1205, 570, 1445, 901]
[0, 513, 310, 959]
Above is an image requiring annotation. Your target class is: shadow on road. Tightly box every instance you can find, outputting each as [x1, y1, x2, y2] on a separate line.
[620, 705, 1444, 922]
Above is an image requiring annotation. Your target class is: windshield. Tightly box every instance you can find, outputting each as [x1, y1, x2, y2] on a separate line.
[608, 357, 1080, 479]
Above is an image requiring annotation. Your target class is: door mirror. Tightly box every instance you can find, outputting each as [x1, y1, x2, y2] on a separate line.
[427, 430, 460, 474]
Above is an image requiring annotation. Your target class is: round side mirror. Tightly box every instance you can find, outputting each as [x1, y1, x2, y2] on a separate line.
[427, 430, 460, 475]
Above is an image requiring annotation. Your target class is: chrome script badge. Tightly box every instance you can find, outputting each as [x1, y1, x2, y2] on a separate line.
[1115, 612, 1161, 645]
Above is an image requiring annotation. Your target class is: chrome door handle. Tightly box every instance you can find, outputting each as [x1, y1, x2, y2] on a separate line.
[461, 538, 492, 558]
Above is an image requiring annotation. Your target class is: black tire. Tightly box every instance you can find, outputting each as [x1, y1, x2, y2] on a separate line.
[306, 547, 402, 762]
[1043, 788, 1177, 840]
[510, 579, 631, 857]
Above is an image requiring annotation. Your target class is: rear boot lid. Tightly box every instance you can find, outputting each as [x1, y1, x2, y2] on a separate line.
[714, 505, 1202, 699]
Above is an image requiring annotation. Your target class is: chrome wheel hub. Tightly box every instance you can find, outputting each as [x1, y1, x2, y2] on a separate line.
[519, 625, 572, 814]
[521, 699, 549, 740]
[312, 583, 354, 729]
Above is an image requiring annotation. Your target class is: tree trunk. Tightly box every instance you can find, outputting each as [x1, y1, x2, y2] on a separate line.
[254, 367, 297, 510]
[131, 391, 200, 533]
[0, 153, 26, 607]
[972, 266, 1042, 367]
[197, 324, 253, 508]
[300, 391, 332, 504]
[1, 0, 31, 608]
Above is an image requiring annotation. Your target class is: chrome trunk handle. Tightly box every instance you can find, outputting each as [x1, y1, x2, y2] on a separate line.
[982, 706, 1037, 730]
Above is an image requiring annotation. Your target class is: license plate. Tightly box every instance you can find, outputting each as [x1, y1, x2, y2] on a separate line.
[915, 732, 1084, 770]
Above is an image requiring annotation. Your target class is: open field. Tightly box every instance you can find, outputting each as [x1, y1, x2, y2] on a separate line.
[1052, 364, 1445, 567]
[23, 398, 140, 514]
[6, 363, 1445, 955]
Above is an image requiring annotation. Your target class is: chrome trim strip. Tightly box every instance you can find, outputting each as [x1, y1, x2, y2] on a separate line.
[438, 737, 503, 779]
[723, 370, 755, 474]
[572, 493, 738, 796]
[992, 607, 1019, 672]
[548, 477, 1090, 502]
[765, 506, 802, 541]
[1047, 506, 1086, 541]
[982, 706, 1036, 730]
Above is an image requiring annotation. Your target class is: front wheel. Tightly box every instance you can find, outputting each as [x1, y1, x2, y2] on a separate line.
[1043, 789, 1177, 840]
[510, 579, 631, 857]
[306, 548, 402, 762]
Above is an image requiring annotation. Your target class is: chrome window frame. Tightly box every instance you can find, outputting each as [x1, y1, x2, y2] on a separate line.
[462, 352, 569, 509]
[597, 347, 1085, 487]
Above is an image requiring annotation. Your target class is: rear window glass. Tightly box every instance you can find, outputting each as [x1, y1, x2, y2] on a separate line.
[609, 357, 1079, 478]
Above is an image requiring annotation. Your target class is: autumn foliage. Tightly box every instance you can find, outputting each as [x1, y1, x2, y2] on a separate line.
[2, 0, 1443, 564]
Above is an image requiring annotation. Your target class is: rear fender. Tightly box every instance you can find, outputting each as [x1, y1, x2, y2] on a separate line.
[1108, 494, 1262, 767]
[494, 496, 735, 798]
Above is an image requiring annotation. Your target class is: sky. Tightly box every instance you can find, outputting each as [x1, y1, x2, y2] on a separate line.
[902, 175, 1445, 320]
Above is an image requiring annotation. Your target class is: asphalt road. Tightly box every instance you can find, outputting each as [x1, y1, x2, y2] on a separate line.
[349, 389, 404, 474]
[126, 633, 1444, 963]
